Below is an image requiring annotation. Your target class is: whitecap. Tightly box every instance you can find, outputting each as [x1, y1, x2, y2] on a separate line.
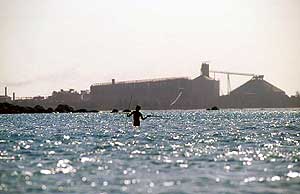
[287, 171, 300, 178]
[40, 169, 52, 175]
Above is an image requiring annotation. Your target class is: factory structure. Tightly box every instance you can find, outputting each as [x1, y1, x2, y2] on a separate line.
[1, 63, 297, 110]
[0, 87, 14, 102]
[89, 63, 219, 110]
[220, 76, 290, 108]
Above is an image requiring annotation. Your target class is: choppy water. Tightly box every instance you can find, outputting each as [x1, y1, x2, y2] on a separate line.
[0, 109, 300, 194]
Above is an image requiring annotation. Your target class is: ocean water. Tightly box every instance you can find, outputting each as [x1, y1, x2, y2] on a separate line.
[0, 109, 300, 194]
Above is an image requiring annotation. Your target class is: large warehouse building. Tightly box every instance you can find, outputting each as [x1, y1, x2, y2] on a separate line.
[89, 63, 220, 110]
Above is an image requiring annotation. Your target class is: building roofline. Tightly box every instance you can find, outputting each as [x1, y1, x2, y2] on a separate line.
[231, 78, 286, 94]
[91, 77, 190, 87]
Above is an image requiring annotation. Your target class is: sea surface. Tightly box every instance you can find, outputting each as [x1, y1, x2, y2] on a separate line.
[0, 109, 300, 194]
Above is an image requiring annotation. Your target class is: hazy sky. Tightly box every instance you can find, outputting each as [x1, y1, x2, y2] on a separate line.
[0, 0, 299, 97]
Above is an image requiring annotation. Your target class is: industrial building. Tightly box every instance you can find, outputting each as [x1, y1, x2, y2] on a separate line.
[89, 63, 220, 110]
[0, 87, 12, 103]
[47, 89, 81, 104]
[220, 76, 290, 108]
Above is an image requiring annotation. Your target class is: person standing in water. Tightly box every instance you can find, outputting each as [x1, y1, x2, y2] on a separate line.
[127, 105, 149, 126]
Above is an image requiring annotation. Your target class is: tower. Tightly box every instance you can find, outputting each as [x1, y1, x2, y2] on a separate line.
[201, 63, 209, 77]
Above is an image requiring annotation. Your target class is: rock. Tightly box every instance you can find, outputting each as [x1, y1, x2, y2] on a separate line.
[74, 109, 88, 113]
[111, 108, 119, 113]
[46, 107, 54, 113]
[54, 104, 74, 113]
[207, 106, 219, 110]
[88, 110, 98, 113]
[34, 105, 46, 113]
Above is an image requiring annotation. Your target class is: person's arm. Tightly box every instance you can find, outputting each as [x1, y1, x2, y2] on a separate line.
[141, 113, 148, 120]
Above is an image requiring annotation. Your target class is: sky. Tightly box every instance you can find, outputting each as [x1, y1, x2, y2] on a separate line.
[0, 0, 299, 97]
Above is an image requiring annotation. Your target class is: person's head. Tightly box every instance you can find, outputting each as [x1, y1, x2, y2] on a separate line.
[135, 105, 141, 111]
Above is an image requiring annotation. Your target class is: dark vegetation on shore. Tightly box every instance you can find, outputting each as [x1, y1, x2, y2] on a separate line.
[0, 103, 98, 114]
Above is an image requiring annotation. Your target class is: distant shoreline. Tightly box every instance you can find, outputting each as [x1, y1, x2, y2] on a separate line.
[1, 102, 299, 115]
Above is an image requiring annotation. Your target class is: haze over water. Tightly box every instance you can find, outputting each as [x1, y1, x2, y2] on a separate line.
[0, 109, 300, 193]
[1, 0, 300, 96]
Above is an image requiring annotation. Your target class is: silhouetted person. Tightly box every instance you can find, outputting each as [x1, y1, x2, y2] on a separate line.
[127, 105, 148, 126]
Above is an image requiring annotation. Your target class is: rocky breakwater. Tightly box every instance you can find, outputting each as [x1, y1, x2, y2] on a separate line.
[0, 103, 98, 114]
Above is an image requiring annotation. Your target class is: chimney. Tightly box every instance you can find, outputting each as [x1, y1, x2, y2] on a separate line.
[5, 86, 7, 96]
[13, 92, 15, 101]
[201, 63, 209, 77]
